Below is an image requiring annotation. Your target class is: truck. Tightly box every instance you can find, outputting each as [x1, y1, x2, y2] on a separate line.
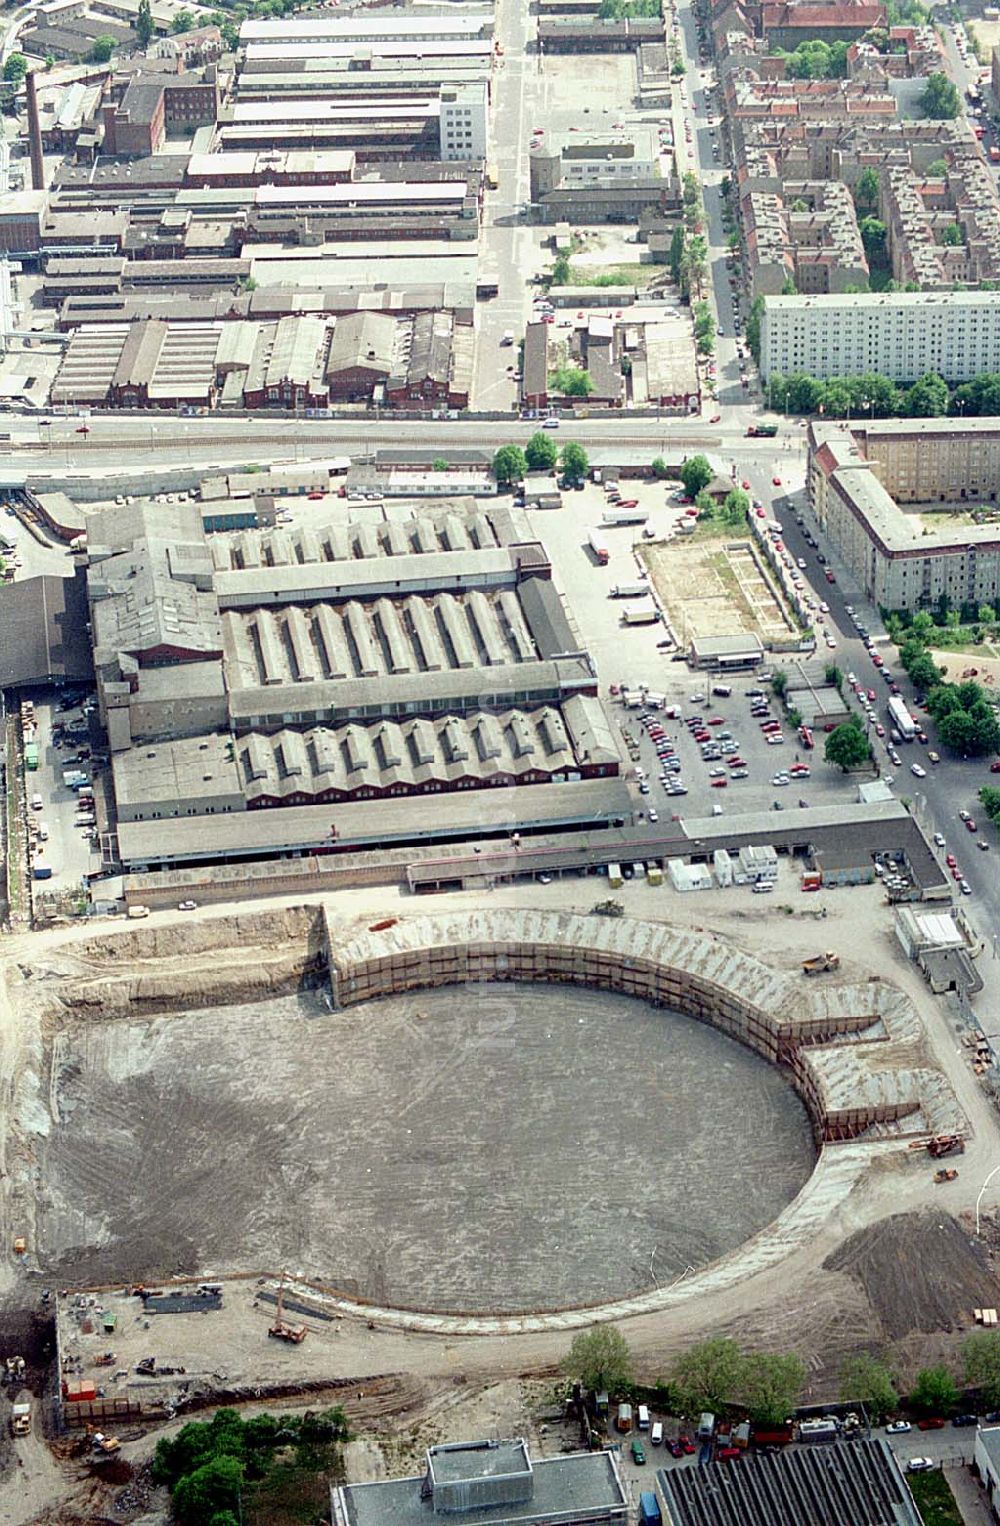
[602, 506, 648, 526]
[10, 1402, 30, 1437]
[621, 603, 661, 626]
[887, 695, 917, 740]
[697, 1413, 715, 1442]
[24, 741, 39, 771]
[990, 145, 1000, 164]
[797, 725, 814, 751]
[609, 581, 648, 599]
[746, 422, 778, 437]
[607, 862, 623, 888]
[592, 899, 624, 916]
[802, 950, 840, 975]
[639, 1492, 662, 1526]
[588, 529, 610, 565]
[799, 1418, 839, 1445]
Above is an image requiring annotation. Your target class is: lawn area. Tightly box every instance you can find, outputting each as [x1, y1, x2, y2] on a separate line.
[907, 1469, 963, 1526]
[558, 262, 654, 288]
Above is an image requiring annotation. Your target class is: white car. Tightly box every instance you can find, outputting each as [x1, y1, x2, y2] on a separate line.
[933, 833, 946, 848]
[542, 418, 560, 430]
[648, 808, 659, 822]
[906, 1458, 935, 1473]
[178, 900, 198, 911]
[911, 763, 927, 778]
[885, 1421, 911, 1434]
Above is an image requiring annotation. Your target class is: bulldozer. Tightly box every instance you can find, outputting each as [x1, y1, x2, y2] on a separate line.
[592, 900, 624, 917]
[934, 1168, 959, 1184]
[802, 951, 840, 976]
[268, 1279, 307, 1345]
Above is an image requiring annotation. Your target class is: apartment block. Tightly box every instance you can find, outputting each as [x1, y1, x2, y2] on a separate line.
[760, 291, 1000, 381]
[808, 418, 1000, 610]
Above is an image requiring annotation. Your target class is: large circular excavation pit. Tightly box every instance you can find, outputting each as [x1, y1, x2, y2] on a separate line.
[40, 985, 815, 1312]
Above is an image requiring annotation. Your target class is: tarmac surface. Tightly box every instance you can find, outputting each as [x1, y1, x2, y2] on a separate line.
[36, 983, 815, 1312]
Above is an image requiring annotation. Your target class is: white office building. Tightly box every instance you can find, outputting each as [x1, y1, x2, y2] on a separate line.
[759, 291, 1000, 382]
[439, 81, 488, 162]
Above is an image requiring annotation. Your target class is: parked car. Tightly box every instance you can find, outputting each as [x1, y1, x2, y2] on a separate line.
[885, 1421, 911, 1434]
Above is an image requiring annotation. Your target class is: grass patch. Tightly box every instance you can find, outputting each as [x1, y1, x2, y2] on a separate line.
[560, 262, 653, 287]
[906, 1469, 963, 1526]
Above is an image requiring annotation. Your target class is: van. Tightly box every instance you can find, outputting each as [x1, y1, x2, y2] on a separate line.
[712, 683, 732, 697]
[698, 1413, 715, 1442]
[30, 793, 42, 811]
[751, 880, 773, 893]
[651, 1421, 663, 1446]
[638, 1405, 650, 1431]
[37, 821, 49, 842]
[127, 905, 150, 919]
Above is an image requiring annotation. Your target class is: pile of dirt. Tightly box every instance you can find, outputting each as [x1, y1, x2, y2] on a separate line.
[824, 1211, 1000, 1341]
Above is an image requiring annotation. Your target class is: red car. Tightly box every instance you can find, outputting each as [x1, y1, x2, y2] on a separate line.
[952, 866, 963, 881]
[308, 490, 324, 500]
[710, 777, 728, 788]
[707, 716, 725, 726]
[917, 1418, 947, 1430]
[679, 1435, 696, 1455]
[755, 506, 766, 517]
[619, 499, 639, 509]
[772, 475, 781, 486]
[966, 819, 978, 833]
[710, 414, 721, 423]
[717, 1446, 742, 1459]
[991, 760, 1000, 772]
[946, 854, 957, 867]
[875, 724, 885, 738]
[872, 654, 884, 668]
[75, 424, 90, 435]
[685, 506, 699, 517]
[825, 570, 836, 583]
[866, 688, 876, 702]
[741, 479, 751, 490]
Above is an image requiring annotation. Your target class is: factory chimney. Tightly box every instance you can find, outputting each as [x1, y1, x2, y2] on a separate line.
[26, 70, 45, 193]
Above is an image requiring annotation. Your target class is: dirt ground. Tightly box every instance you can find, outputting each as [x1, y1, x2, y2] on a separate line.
[642, 532, 792, 644]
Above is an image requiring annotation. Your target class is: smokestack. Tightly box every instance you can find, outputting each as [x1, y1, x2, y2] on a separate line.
[26, 71, 44, 193]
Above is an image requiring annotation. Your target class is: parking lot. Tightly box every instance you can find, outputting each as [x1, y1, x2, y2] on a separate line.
[23, 694, 102, 900]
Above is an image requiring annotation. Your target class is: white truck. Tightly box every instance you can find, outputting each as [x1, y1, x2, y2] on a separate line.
[602, 507, 648, 526]
[609, 581, 648, 599]
[621, 603, 661, 625]
[888, 695, 917, 740]
[588, 529, 610, 565]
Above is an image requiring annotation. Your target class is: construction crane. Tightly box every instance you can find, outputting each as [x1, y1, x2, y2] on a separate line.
[268, 1277, 307, 1345]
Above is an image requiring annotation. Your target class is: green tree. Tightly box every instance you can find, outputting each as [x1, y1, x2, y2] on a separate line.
[651, 456, 669, 479]
[771, 669, 788, 698]
[825, 718, 871, 771]
[671, 1338, 745, 1417]
[173, 1455, 245, 1525]
[825, 664, 843, 689]
[89, 35, 116, 61]
[740, 1352, 806, 1427]
[560, 442, 589, 482]
[854, 166, 881, 211]
[432, 458, 449, 472]
[978, 785, 1000, 827]
[978, 604, 996, 628]
[747, 296, 765, 364]
[910, 1364, 958, 1416]
[940, 223, 963, 247]
[722, 487, 750, 524]
[840, 1353, 898, 1423]
[524, 431, 559, 472]
[905, 372, 949, 418]
[2, 53, 27, 84]
[859, 217, 887, 265]
[208, 1514, 240, 1526]
[562, 1325, 633, 1394]
[551, 366, 594, 398]
[785, 374, 826, 414]
[679, 454, 713, 499]
[220, 19, 240, 49]
[171, 7, 194, 31]
[963, 1331, 1000, 1408]
[926, 158, 947, 177]
[668, 225, 685, 284]
[920, 71, 960, 119]
[136, 0, 154, 47]
[44, 52, 55, 68]
[551, 254, 571, 286]
[492, 445, 527, 487]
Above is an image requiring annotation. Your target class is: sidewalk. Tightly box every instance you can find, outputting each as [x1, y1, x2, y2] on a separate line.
[947, 1463, 996, 1526]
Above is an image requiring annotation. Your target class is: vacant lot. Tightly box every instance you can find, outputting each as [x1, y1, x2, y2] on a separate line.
[642, 532, 792, 645]
[36, 984, 814, 1313]
[907, 1470, 963, 1526]
[538, 51, 637, 121]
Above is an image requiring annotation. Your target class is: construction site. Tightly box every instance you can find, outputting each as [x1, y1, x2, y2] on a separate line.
[2, 878, 1000, 1523]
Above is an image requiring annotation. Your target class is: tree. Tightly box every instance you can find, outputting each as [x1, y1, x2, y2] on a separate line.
[978, 604, 996, 629]
[920, 71, 960, 119]
[825, 664, 842, 689]
[859, 216, 887, 265]
[171, 7, 195, 31]
[562, 1325, 633, 1395]
[927, 158, 947, 177]
[560, 442, 589, 483]
[979, 785, 1000, 828]
[905, 372, 949, 418]
[671, 1338, 745, 1417]
[668, 225, 685, 285]
[651, 456, 669, 479]
[722, 487, 749, 524]
[963, 1331, 1000, 1408]
[136, 0, 154, 47]
[840, 1354, 898, 1423]
[771, 669, 788, 698]
[220, 19, 240, 49]
[740, 1352, 806, 1426]
[551, 254, 571, 286]
[2, 53, 27, 84]
[854, 166, 881, 211]
[173, 1455, 245, 1525]
[492, 445, 527, 487]
[910, 1364, 958, 1416]
[679, 454, 713, 499]
[551, 366, 594, 398]
[90, 35, 116, 61]
[524, 431, 559, 472]
[825, 719, 871, 771]
[940, 223, 963, 247]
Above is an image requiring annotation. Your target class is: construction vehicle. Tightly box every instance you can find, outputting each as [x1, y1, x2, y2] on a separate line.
[94, 1352, 116, 1368]
[4, 1356, 25, 1383]
[592, 899, 624, 917]
[802, 951, 840, 976]
[11, 1402, 30, 1437]
[268, 1279, 307, 1344]
[89, 1431, 121, 1460]
[934, 1168, 959, 1184]
[909, 1133, 965, 1158]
